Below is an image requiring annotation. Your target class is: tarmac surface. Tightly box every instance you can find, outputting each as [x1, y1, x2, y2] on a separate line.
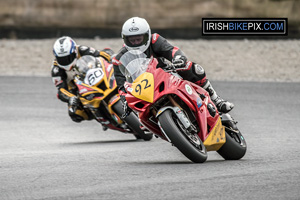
[1, 76, 299, 199]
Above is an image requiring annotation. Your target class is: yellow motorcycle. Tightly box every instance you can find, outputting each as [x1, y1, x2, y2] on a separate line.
[73, 55, 153, 141]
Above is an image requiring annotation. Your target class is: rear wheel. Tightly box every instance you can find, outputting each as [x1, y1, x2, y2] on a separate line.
[158, 110, 207, 163]
[112, 100, 153, 141]
[217, 122, 247, 160]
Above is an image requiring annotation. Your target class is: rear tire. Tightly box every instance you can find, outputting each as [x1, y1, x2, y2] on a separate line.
[158, 110, 207, 163]
[112, 100, 153, 141]
[217, 124, 247, 160]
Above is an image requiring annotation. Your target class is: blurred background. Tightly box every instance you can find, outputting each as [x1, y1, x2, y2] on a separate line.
[0, 0, 299, 81]
[1, 0, 300, 39]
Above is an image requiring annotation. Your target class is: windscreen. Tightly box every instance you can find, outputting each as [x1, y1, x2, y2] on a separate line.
[119, 50, 151, 83]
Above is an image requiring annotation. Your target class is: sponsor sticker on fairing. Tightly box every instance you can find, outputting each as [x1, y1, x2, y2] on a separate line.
[185, 84, 193, 95]
[197, 97, 202, 108]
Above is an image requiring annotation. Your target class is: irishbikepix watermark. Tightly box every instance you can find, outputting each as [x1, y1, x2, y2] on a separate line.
[202, 18, 288, 36]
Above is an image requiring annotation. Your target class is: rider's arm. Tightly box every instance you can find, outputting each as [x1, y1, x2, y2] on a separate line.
[151, 33, 187, 62]
[77, 45, 114, 62]
[99, 48, 114, 62]
[51, 63, 76, 103]
[112, 59, 127, 89]
[112, 47, 128, 90]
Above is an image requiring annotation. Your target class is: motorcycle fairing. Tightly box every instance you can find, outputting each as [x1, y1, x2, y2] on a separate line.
[149, 68, 220, 139]
[126, 69, 202, 141]
[74, 58, 118, 109]
[76, 80, 98, 95]
[101, 58, 117, 90]
[74, 79, 104, 108]
[102, 59, 116, 89]
[125, 56, 225, 148]
[175, 82, 222, 144]
[107, 94, 123, 124]
[75, 84, 116, 109]
[98, 58, 115, 89]
[84, 59, 116, 90]
[130, 72, 154, 103]
[203, 118, 226, 151]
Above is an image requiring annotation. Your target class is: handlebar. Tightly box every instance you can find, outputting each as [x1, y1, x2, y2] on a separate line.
[163, 63, 186, 72]
[163, 63, 176, 72]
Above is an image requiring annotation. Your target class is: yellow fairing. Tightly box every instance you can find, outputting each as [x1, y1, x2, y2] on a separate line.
[75, 59, 117, 109]
[80, 94, 102, 108]
[203, 118, 226, 151]
[131, 72, 154, 103]
[107, 95, 123, 124]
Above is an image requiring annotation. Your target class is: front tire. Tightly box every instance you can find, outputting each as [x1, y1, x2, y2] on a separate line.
[217, 123, 247, 160]
[158, 110, 207, 163]
[112, 100, 153, 141]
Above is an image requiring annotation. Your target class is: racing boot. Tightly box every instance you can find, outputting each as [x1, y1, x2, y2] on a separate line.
[97, 117, 111, 131]
[202, 80, 234, 113]
[92, 109, 111, 131]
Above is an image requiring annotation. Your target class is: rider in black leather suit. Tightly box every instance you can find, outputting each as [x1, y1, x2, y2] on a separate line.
[113, 17, 234, 113]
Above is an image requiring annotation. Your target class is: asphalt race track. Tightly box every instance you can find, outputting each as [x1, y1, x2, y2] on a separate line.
[1, 76, 299, 200]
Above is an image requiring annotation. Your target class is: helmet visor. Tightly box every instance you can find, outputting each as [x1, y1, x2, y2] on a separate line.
[56, 52, 76, 67]
[124, 33, 149, 48]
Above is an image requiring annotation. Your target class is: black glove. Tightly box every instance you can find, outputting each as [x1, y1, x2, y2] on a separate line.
[172, 55, 187, 69]
[69, 96, 79, 106]
[120, 95, 132, 119]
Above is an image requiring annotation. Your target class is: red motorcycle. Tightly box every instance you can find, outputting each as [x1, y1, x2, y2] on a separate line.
[119, 51, 246, 163]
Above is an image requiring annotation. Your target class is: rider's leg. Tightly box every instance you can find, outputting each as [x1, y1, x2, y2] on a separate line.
[68, 106, 94, 122]
[178, 62, 234, 113]
[199, 79, 234, 113]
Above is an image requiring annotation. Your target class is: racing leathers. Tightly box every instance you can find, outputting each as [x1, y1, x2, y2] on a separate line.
[51, 45, 114, 122]
[112, 33, 234, 113]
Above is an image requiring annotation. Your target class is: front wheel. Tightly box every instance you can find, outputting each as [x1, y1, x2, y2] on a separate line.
[217, 123, 247, 160]
[112, 100, 153, 141]
[158, 110, 207, 163]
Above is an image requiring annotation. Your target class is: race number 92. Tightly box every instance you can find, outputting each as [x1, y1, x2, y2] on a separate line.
[135, 79, 151, 95]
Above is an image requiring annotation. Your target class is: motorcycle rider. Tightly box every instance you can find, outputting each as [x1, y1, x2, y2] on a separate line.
[51, 36, 114, 124]
[113, 17, 234, 113]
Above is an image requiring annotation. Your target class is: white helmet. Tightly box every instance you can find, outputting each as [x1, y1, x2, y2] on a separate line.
[121, 17, 151, 53]
[53, 36, 77, 71]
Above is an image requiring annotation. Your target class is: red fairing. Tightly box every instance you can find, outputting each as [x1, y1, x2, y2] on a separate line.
[112, 58, 121, 66]
[103, 59, 113, 79]
[125, 57, 220, 142]
[76, 83, 95, 95]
